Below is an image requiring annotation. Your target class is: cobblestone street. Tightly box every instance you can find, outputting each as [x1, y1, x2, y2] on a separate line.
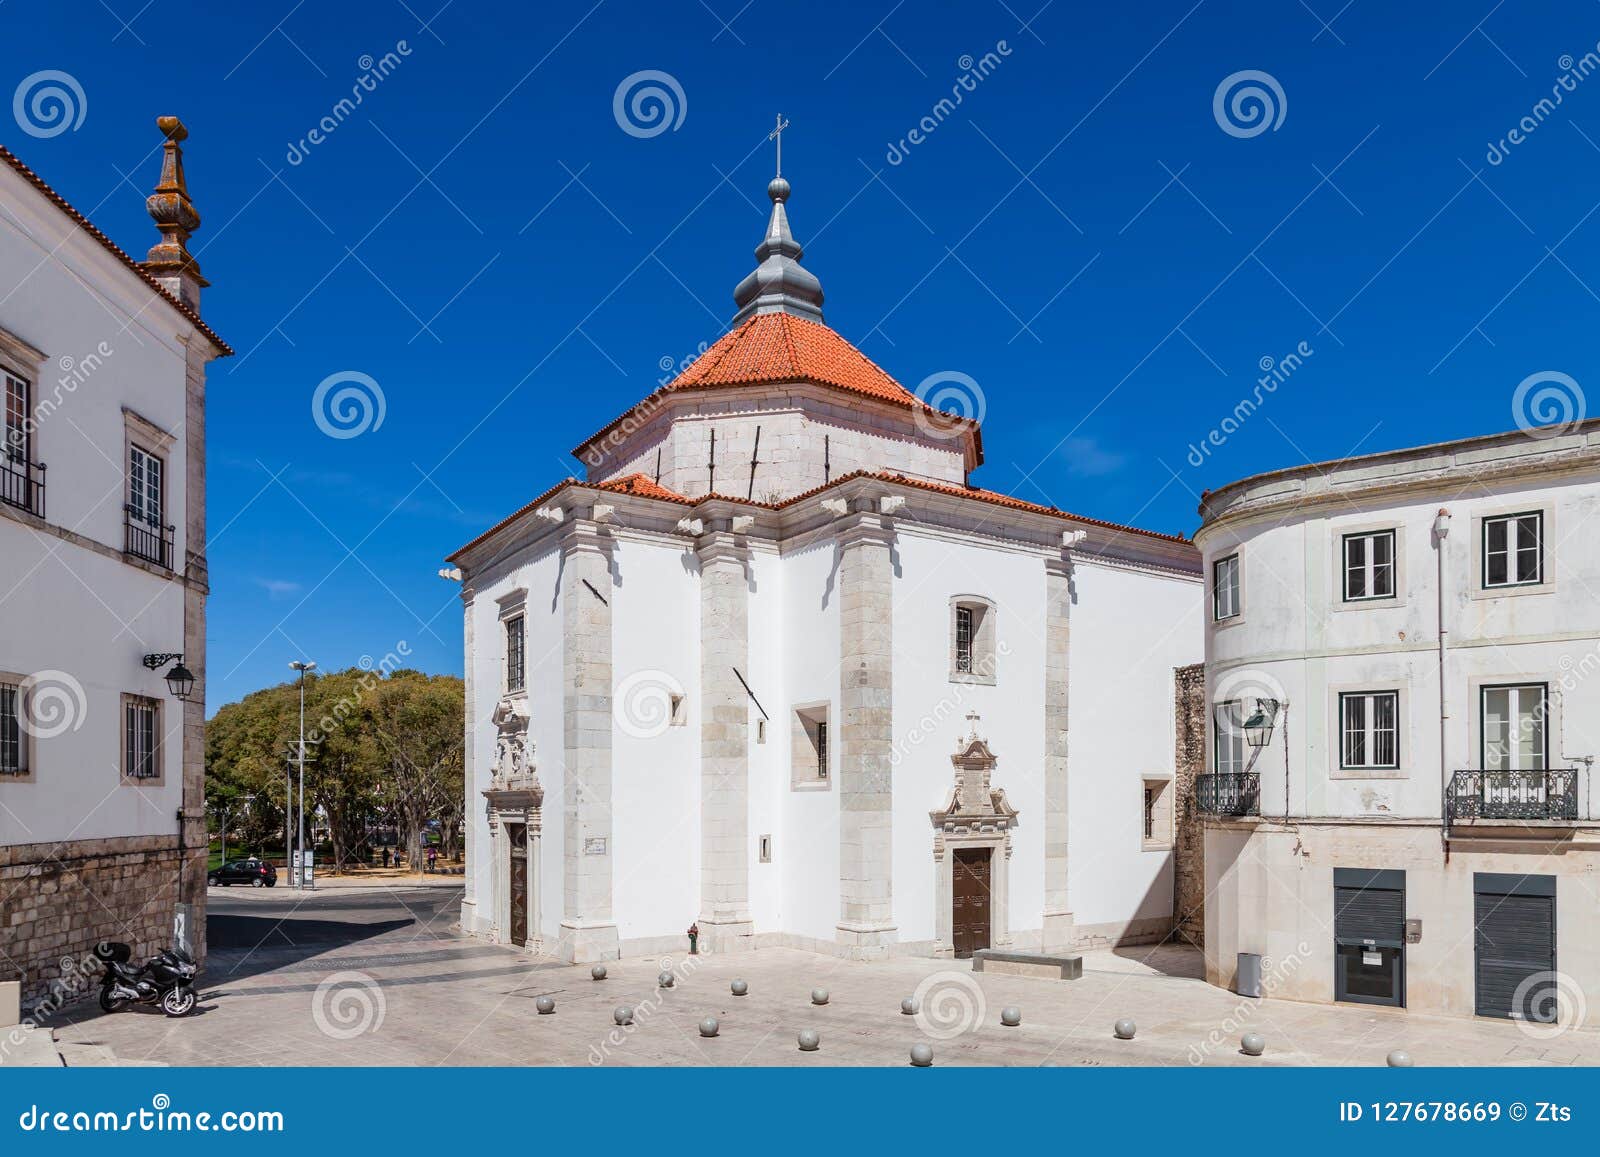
[43, 884, 1600, 1067]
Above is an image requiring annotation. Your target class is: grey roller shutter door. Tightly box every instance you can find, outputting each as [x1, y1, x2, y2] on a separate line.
[1474, 873, 1556, 1021]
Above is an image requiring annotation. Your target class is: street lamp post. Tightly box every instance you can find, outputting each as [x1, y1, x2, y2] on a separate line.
[289, 660, 317, 888]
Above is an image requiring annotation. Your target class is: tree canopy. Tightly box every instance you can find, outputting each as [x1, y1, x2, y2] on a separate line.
[205, 666, 464, 870]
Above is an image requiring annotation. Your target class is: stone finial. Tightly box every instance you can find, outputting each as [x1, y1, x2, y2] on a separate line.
[731, 125, 824, 324]
[676, 516, 704, 536]
[534, 506, 564, 524]
[142, 116, 208, 311]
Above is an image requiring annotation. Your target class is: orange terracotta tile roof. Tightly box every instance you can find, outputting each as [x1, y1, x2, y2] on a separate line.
[596, 472, 691, 502]
[571, 312, 981, 461]
[0, 143, 232, 356]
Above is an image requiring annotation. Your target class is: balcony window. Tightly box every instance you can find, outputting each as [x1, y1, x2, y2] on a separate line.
[124, 444, 173, 568]
[1, 370, 44, 517]
[1342, 530, 1396, 601]
[1212, 700, 1247, 775]
[1340, 691, 1400, 770]
[1482, 683, 1546, 771]
[1212, 554, 1240, 621]
[1482, 512, 1542, 588]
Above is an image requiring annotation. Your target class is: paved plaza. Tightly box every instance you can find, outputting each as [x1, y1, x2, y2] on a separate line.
[43, 883, 1600, 1067]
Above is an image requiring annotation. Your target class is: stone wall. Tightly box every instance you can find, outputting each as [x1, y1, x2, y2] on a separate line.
[1172, 662, 1206, 946]
[0, 835, 185, 1009]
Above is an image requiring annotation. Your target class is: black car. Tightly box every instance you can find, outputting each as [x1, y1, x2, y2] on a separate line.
[207, 858, 277, 888]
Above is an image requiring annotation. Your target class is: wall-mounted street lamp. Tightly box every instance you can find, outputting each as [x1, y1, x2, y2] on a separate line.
[1242, 698, 1280, 749]
[142, 652, 196, 700]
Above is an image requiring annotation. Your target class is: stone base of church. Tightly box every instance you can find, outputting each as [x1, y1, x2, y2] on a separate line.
[1069, 914, 1175, 951]
[557, 920, 619, 963]
[834, 922, 898, 961]
[1041, 910, 1076, 954]
[695, 918, 756, 954]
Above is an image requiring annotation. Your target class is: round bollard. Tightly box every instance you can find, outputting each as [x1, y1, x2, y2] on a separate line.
[1000, 1006, 1022, 1027]
[535, 995, 555, 1015]
[730, 979, 749, 997]
[1386, 1050, 1413, 1068]
[901, 997, 918, 1016]
[1240, 1032, 1266, 1057]
[591, 964, 607, 981]
[699, 1017, 720, 1038]
[613, 1006, 634, 1026]
[910, 1042, 934, 1067]
[797, 1029, 820, 1052]
[1113, 1018, 1137, 1040]
[811, 987, 830, 1006]
[657, 971, 675, 989]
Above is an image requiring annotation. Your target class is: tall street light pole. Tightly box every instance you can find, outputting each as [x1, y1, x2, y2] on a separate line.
[289, 660, 317, 888]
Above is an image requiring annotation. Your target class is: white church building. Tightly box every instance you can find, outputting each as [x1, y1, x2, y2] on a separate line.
[450, 161, 1202, 962]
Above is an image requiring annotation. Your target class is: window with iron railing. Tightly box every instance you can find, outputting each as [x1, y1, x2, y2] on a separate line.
[123, 696, 159, 780]
[2, 370, 44, 517]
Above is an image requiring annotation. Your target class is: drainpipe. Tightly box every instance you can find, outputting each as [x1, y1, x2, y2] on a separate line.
[1433, 509, 1452, 857]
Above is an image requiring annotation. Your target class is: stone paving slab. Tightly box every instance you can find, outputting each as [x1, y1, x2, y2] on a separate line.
[44, 885, 1600, 1068]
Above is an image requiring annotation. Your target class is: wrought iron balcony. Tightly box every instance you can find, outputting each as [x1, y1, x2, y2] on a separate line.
[0, 452, 45, 518]
[1448, 769, 1579, 822]
[1197, 772, 1261, 817]
[123, 504, 174, 570]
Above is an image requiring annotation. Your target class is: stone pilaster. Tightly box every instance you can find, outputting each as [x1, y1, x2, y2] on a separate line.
[177, 336, 211, 961]
[695, 531, 755, 950]
[459, 580, 479, 935]
[558, 520, 619, 962]
[1041, 552, 1074, 952]
[836, 507, 897, 958]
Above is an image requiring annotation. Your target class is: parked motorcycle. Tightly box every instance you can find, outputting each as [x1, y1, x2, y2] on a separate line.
[96, 942, 199, 1017]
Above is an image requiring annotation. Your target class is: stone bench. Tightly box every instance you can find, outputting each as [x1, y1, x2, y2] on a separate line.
[970, 949, 1083, 980]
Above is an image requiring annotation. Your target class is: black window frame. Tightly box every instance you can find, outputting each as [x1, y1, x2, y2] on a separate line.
[954, 605, 973, 674]
[1481, 511, 1544, 589]
[1338, 690, 1401, 771]
[124, 695, 159, 780]
[1341, 529, 1397, 602]
[0, 680, 25, 776]
[504, 614, 526, 694]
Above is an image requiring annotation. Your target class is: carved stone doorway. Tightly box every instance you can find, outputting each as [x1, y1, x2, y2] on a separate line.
[931, 713, 1018, 959]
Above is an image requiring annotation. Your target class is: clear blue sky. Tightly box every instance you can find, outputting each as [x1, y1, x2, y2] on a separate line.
[11, 0, 1599, 709]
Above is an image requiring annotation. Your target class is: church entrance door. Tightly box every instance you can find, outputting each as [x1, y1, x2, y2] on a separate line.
[507, 823, 529, 947]
[952, 847, 992, 958]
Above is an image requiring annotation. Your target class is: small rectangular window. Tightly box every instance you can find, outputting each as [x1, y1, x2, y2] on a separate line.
[124, 696, 159, 779]
[758, 835, 772, 863]
[792, 704, 831, 788]
[954, 606, 973, 673]
[1340, 691, 1400, 770]
[3, 372, 28, 463]
[1213, 554, 1240, 620]
[1143, 787, 1155, 839]
[504, 614, 525, 692]
[756, 718, 766, 744]
[1343, 530, 1396, 601]
[815, 720, 828, 777]
[0, 680, 26, 776]
[1483, 512, 1543, 588]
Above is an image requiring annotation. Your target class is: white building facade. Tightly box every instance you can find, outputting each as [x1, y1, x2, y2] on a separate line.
[1196, 424, 1600, 1026]
[452, 171, 1201, 963]
[0, 122, 227, 1005]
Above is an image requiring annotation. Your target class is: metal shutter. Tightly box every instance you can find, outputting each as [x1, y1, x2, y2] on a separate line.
[1474, 873, 1556, 1021]
[1334, 867, 1405, 947]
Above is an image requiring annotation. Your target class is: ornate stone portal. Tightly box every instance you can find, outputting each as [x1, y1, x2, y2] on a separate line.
[931, 713, 1019, 958]
[484, 698, 542, 951]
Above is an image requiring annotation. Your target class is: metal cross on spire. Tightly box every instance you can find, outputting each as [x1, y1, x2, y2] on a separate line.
[770, 113, 790, 177]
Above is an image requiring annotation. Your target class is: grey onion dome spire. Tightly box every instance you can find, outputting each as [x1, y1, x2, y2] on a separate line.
[732, 168, 825, 324]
